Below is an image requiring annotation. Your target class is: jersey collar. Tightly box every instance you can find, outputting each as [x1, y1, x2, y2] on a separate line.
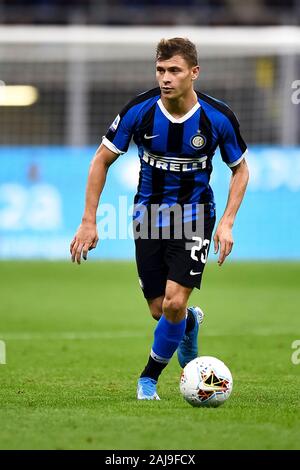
[157, 98, 200, 124]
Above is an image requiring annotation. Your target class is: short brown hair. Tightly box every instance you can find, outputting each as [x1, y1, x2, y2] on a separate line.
[156, 37, 198, 67]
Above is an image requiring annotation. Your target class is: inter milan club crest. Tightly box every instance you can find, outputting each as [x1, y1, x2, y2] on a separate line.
[191, 133, 206, 149]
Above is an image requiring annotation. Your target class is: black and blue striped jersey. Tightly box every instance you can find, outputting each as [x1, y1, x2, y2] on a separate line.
[103, 87, 247, 216]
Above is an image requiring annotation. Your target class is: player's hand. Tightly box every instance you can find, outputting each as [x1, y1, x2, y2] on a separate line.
[213, 223, 234, 266]
[70, 222, 99, 264]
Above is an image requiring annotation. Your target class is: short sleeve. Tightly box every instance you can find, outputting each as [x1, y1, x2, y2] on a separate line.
[102, 104, 137, 155]
[219, 110, 247, 167]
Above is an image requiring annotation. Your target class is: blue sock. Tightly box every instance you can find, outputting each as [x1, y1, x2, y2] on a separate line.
[151, 315, 186, 362]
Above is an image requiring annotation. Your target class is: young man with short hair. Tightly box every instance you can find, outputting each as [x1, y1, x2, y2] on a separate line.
[70, 37, 249, 400]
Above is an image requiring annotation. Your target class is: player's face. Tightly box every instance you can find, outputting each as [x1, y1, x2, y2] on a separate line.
[156, 55, 199, 100]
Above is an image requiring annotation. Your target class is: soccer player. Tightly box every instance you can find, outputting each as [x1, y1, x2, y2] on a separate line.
[70, 38, 249, 400]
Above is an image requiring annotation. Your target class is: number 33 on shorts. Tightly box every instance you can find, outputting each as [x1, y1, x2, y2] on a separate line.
[190, 236, 210, 264]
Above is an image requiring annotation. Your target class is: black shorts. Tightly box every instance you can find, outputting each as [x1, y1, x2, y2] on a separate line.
[134, 205, 216, 299]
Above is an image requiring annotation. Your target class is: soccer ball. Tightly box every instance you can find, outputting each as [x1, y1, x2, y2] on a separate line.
[179, 356, 233, 407]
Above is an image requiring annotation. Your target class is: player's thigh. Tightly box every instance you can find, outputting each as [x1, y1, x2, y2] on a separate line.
[135, 237, 168, 300]
[166, 208, 216, 290]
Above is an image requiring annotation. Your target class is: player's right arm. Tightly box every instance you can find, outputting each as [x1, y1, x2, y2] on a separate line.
[70, 91, 146, 263]
[70, 143, 119, 264]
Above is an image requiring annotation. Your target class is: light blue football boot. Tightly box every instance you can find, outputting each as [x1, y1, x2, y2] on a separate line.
[177, 306, 204, 368]
[137, 377, 160, 400]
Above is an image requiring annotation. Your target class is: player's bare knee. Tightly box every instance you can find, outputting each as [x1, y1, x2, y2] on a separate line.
[162, 295, 186, 321]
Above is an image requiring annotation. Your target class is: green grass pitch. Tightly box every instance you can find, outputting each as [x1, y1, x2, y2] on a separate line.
[0, 260, 299, 450]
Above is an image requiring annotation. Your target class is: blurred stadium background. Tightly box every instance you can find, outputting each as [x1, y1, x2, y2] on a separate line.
[0, 0, 300, 260]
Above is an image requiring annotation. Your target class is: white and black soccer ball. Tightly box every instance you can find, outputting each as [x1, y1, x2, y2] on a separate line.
[180, 356, 233, 407]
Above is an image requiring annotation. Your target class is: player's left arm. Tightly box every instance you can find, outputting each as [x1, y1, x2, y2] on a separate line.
[214, 158, 249, 266]
[214, 109, 249, 266]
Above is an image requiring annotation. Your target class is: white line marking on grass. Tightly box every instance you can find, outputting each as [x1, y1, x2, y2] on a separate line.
[0, 340, 6, 364]
[0, 329, 296, 341]
[205, 329, 297, 337]
[0, 331, 145, 341]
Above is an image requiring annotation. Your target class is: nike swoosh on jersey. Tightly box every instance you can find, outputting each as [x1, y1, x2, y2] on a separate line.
[144, 133, 159, 139]
[190, 270, 202, 276]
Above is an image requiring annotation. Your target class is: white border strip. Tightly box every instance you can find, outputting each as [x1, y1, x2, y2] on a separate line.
[0, 26, 300, 52]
